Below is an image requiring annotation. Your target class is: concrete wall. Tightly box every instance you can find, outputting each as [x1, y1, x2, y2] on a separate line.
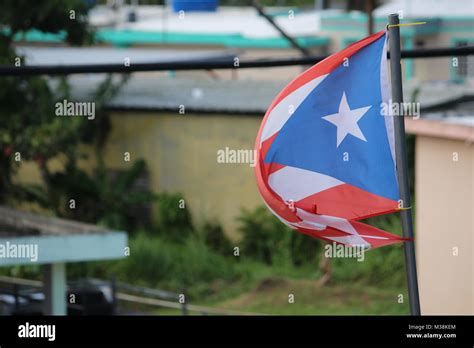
[415, 135, 474, 314]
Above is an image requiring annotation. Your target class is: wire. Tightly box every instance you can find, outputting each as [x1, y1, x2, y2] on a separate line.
[386, 21, 427, 29]
[0, 45, 473, 76]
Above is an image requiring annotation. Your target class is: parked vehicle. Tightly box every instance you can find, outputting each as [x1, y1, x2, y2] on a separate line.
[0, 279, 115, 316]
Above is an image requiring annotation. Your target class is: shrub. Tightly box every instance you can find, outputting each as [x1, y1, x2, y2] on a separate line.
[238, 206, 320, 266]
[238, 206, 286, 264]
[331, 214, 406, 287]
[115, 234, 237, 291]
[289, 232, 321, 266]
[200, 221, 233, 257]
[155, 192, 194, 242]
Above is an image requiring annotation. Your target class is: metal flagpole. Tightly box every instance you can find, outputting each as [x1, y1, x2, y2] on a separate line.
[388, 13, 421, 315]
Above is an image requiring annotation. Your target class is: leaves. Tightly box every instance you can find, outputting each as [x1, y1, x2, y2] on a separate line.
[0, 1, 131, 207]
[0, 0, 94, 45]
[238, 206, 320, 266]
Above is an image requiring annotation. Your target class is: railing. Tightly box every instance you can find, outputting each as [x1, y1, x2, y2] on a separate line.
[0, 275, 262, 316]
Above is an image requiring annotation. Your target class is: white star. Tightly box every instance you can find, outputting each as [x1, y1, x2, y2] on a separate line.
[322, 92, 372, 147]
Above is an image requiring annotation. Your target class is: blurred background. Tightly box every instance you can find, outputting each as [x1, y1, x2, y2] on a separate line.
[0, 0, 472, 316]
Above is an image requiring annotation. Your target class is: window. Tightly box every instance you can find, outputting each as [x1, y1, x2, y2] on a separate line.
[454, 41, 474, 79]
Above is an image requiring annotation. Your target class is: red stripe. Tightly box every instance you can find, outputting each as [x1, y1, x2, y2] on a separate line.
[349, 220, 407, 248]
[294, 183, 399, 220]
[295, 221, 405, 249]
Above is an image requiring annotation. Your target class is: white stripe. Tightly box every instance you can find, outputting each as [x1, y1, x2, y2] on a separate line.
[289, 220, 326, 230]
[381, 33, 396, 166]
[260, 74, 328, 144]
[295, 208, 357, 235]
[322, 235, 370, 248]
[359, 234, 388, 240]
[268, 166, 344, 202]
[270, 206, 372, 247]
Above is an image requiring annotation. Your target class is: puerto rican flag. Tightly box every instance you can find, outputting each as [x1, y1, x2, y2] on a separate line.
[254, 30, 407, 249]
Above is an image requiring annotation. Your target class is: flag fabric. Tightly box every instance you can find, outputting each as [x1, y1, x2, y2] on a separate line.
[254, 30, 406, 249]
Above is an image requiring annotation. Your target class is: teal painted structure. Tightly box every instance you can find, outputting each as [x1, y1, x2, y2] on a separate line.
[0, 206, 127, 315]
[12, 28, 329, 49]
[43, 263, 67, 315]
[0, 231, 127, 266]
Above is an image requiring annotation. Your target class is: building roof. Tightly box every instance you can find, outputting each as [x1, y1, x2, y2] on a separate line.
[405, 117, 474, 142]
[90, 5, 323, 39]
[321, 1, 474, 37]
[67, 75, 474, 117]
[88, 5, 330, 49]
[0, 206, 127, 266]
[69, 75, 286, 115]
[15, 6, 330, 48]
[408, 81, 474, 112]
[374, 0, 474, 19]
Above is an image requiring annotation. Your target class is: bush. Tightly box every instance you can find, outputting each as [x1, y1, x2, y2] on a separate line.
[200, 221, 233, 257]
[238, 206, 286, 264]
[115, 234, 238, 294]
[238, 206, 320, 266]
[331, 214, 406, 287]
[155, 192, 194, 242]
[289, 232, 321, 266]
[19, 155, 156, 234]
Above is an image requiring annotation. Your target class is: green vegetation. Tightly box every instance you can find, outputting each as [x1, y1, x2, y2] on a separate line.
[239, 206, 320, 266]
[2, 201, 409, 315]
[155, 192, 194, 242]
[0, 0, 93, 204]
[0, 1, 156, 233]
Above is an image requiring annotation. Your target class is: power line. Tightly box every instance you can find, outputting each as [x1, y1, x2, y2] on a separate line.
[250, 0, 311, 56]
[0, 45, 473, 76]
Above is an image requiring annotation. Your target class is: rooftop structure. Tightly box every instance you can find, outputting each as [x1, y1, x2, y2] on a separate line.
[0, 206, 127, 315]
[66, 75, 474, 117]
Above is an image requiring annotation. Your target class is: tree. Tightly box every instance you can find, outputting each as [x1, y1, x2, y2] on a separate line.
[0, 0, 94, 203]
[0, 1, 157, 233]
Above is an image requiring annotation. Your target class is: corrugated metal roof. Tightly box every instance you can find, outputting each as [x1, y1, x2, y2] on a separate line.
[69, 75, 285, 115]
[374, 0, 474, 18]
[67, 76, 474, 116]
[0, 206, 108, 237]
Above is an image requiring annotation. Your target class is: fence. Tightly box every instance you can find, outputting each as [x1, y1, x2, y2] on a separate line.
[0, 276, 261, 316]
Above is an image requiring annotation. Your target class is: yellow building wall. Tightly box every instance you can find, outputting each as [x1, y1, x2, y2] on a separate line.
[415, 136, 474, 314]
[102, 112, 263, 239]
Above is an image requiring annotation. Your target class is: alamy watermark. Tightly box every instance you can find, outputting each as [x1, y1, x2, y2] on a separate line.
[0, 242, 38, 262]
[18, 322, 55, 341]
[55, 99, 95, 120]
[217, 147, 257, 167]
[324, 242, 366, 262]
[381, 100, 420, 120]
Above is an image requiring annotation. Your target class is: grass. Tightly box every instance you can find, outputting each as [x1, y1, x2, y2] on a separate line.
[148, 277, 409, 315]
[216, 278, 409, 315]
